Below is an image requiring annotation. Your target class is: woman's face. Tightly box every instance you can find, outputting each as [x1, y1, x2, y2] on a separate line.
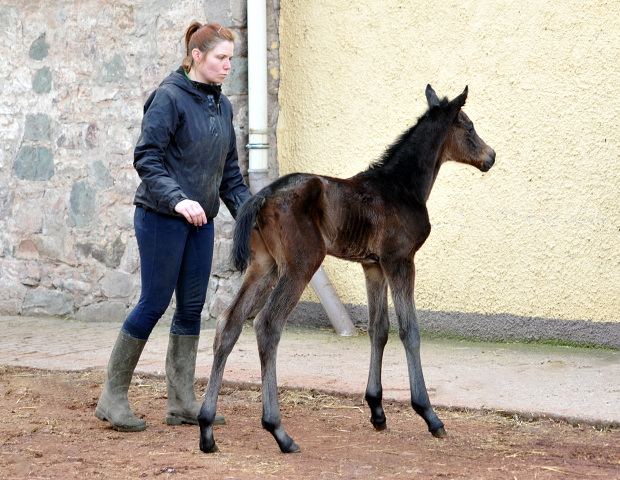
[192, 40, 234, 84]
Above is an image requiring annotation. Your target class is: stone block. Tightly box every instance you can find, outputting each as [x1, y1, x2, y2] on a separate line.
[16, 240, 40, 260]
[90, 160, 114, 189]
[134, 0, 171, 36]
[24, 113, 53, 142]
[13, 196, 43, 234]
[32, 232, 65, 263]
[113, 3, 134, 31]
[230, 0, 247, 27]
[68, 180, 97, 228]
[52, 275, 92, 296]
[205, 273, 243, 320]
[113, 168, 141, 196]
[228, 95, 249, 173]
[76, 301, 127, 323]
[33, 67, 52, 94]
[18, 263, 40, 286]
[22, 287, 75, 317]
[211, 239, 234, 275]
[0, 298, 21, 315]
[0, 262, 25, 298]
[224, 58, 247, 95]
[203, 0, 233, 27]
[204, 276, 219, 314]
[100, 269, 139, 299]
[0, 189, 14, 220]
[114, 204, 136, 230]
[56, 123, 92, 151]
[0, 7, 20, 35]
[232, 29, 248, 57]
[85, 123, 99, 149]
[13, 146, 54, 181]
[119, 235, 140, 274]
[75, 242, 92, 259]
[102, 54, 126, 83]
[56, 5, 67, 23]
[29, 32, 50, 60]
[92, 236, 125, 268]
[214, 205, 235, 238]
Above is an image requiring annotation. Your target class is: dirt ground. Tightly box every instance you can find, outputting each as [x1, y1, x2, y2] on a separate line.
[1, 366, 618, 479]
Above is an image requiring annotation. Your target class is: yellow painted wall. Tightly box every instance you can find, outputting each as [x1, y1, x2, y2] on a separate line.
[277, 0, 620, 323]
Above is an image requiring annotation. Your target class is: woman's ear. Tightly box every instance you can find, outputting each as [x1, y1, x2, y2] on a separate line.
[191, 48, 202, 64]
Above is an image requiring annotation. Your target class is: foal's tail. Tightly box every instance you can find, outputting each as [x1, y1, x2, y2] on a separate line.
[232, 191, 268, 272]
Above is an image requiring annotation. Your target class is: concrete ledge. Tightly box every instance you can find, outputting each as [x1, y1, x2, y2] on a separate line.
[288, 301, 620, 349]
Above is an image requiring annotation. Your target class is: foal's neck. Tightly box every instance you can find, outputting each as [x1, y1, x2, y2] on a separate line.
[400, 123, 450, 204]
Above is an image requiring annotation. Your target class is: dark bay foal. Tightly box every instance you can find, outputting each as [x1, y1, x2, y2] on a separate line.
[199, 85, 496, 453]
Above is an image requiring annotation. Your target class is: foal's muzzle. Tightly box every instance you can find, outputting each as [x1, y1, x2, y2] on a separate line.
[479, 148, 496, 172]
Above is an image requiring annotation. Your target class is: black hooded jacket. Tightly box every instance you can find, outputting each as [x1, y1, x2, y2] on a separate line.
[133, 67, 249, 219]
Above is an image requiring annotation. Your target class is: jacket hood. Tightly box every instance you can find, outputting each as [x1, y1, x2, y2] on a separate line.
[161, 67, 222, 103]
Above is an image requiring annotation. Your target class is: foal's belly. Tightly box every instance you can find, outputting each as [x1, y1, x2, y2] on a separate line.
[327, 246, 380, 265]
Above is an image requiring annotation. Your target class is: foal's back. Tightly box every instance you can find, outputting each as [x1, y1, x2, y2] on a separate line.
[255, 171, 431, 266]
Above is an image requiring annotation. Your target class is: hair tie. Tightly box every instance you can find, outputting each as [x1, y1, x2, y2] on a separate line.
[217, 26, 222, 34]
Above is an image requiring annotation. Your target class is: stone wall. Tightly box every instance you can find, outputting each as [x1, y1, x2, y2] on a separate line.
[0, 0, 281, 324]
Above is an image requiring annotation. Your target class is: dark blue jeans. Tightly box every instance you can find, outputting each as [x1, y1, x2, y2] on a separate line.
[121, 207, 215, 340]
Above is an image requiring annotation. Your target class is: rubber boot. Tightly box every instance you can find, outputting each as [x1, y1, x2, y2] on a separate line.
[95, 331, 147, 432]
[165, 333, 226, 426]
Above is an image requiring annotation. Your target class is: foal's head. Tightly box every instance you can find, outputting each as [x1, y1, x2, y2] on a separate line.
[426, 85, 496, 172]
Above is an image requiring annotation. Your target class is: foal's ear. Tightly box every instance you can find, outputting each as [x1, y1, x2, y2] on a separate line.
[453, 85, 468, 109]
[426, 84, 441, 109]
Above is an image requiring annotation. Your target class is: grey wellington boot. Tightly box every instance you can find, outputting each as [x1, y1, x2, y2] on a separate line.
[165, 333, 225, 426]
[95, 331, 147, 432]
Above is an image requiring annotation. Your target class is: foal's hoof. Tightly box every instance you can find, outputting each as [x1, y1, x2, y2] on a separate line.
[373, 421, 387, 431]
[278, 437, 301, 453]
[199, 438, 219, 453]
[431, 427, 447, 438]
[284, 441, 301, 454]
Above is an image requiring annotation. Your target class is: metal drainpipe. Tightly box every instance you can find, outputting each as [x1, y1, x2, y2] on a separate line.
[246, 1, 357, 336]
[309, 267, 358, 336]
[246, 0, 270, 195]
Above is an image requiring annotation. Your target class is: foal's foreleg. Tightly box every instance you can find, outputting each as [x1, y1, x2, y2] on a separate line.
[363, 264, 390, 431]
[199, 256, 277, 453]
[385, 260, 446, 438]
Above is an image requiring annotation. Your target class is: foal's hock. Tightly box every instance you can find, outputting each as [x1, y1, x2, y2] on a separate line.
[198, 85, 496, 453]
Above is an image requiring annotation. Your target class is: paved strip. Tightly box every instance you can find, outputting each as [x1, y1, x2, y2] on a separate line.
[2, 316, 618, 426]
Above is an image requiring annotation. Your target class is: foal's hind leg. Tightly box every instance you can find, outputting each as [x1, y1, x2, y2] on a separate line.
[254, 270, 315, 453]
[199, 233, 277, 453]
[363, 264, 390, 431]
[384, 259, 446, 438]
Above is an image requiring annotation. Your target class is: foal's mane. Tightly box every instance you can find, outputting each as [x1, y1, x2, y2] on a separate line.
[366, 97, 451, 173]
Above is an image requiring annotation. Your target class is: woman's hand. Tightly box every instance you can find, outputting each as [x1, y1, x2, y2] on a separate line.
[174, 199, 207, 226]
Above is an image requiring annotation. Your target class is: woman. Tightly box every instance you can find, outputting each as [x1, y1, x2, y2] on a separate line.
[95, 22, 250, 432]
